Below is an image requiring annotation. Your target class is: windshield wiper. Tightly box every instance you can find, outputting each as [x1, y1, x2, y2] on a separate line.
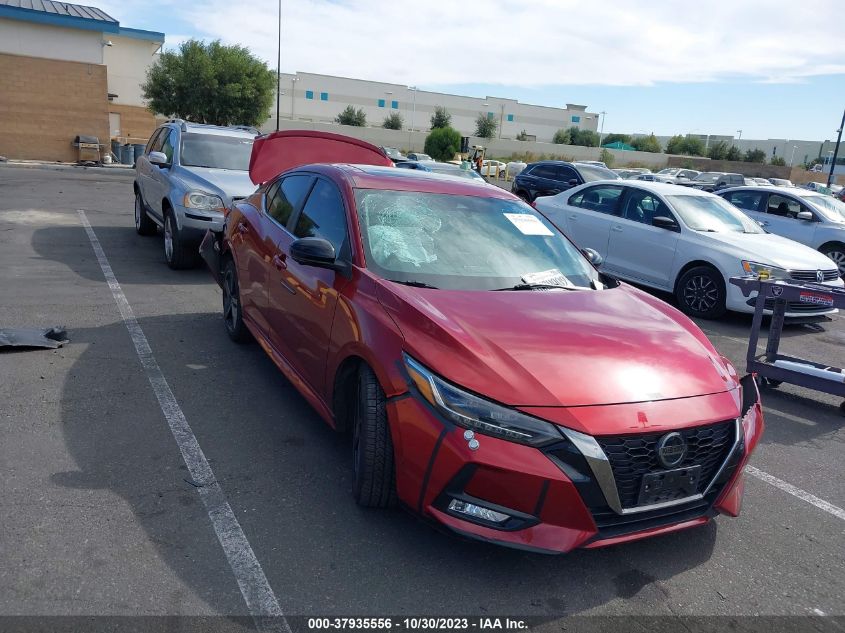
[388, 279, 439, 289]
[494, 283, 582, 291]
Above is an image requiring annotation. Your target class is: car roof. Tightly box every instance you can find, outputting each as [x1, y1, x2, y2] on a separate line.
[587, 179, 715, 196]
[529, 160, 574, 166]
[720, 185, 830, 198]
[316, 164, 515, 198]
[170, 121, 257, 138]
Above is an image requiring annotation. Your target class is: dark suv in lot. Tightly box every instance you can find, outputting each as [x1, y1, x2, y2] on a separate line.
[511, 161, 619, 202]
[676, 171, 744, 192]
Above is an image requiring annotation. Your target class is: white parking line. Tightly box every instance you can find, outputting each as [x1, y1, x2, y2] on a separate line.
[746, 465, 845, 522]
[78, 211, 289, 633]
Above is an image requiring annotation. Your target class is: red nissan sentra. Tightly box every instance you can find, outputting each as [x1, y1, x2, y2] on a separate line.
[201, 131, 764, 554]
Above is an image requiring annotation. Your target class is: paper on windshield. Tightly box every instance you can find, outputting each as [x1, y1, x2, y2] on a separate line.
[522, 269, 573, 287]
[503, 213, 553, 236]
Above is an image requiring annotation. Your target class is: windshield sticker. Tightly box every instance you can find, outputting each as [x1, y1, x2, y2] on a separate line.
[522, 269, 573, 287]
[798, 291, 834, 307]
[504, 213, 553, 236]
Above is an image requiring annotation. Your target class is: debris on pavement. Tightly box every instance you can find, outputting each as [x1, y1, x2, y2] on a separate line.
[0, 326, 68, 349]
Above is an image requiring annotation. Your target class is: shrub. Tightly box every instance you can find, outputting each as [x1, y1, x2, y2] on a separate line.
[666, 134, 705, 156]
[474, 114, 497, 139]
[552, 129, 571, 145]
[707, 141, 730, 160]
[382, 112, 403, 130]
[744, 148, 767, 163]
[602, 133, 632, 146]
[599, 149, 614, 168]
[430, 106, 451, 129]
[335, 105, 366, 126]
[770, 156, 786, 166]
[423, 126, 462, 161]
[515, 130, 529, 141]
[630, 134, 662, 153]
[726, 146, 742, 161]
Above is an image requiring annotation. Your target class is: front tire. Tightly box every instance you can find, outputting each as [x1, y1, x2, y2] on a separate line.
[352, 365, 398, 509]
[135, 191, 157, 236]
[675, 266, 727, 319]
[820, 243, 845, 277]
[163, 210, 196, 270]
[221, 257, 250, 343]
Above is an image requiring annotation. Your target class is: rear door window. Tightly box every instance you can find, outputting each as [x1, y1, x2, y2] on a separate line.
[724, 191, 764, 212]
[554, 165, 579, 183]
[568, 185, 623, 215]
[529, 165, 556, 179]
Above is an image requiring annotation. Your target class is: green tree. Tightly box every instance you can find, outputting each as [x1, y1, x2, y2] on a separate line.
[599, 148, 615, 167]
[552, 128, 572, 144]
[631, 134, 662, 153]
[335, 105, 367, 126]
[424, 126, 462, 161]
[515, 129, 529, 141]
[707, 141, 730, 160]
[726, 145, 742, 161]
[475, 113, 497, 139]
[769, 155, 786, 166]
[601, 133, 632, 147]
[142, 39, 275, 126]
[684, 136, 705, 156]
[744, 148, 767, 163]
[665, 135, 686, 155]
[430, 106, 451, 129]
[382, 112, 403, 130]
[666, 134, 704, 156]
[573, 129, 600, 147]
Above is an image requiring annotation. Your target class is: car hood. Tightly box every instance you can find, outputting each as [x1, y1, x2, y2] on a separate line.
[378, 282, 737, 408]
[700, 231, 836, 270]
[177, 167, 256, 202]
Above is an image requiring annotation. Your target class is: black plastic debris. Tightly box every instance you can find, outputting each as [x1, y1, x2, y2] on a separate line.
[0, 327, 68, 349]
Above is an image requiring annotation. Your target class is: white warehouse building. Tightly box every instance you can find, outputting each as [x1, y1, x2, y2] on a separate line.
[265, 71, 599, 143]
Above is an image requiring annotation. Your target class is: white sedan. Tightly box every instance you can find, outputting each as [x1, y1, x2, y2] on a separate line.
[534, 180, 843, 319]
[481, 160, 507, 178]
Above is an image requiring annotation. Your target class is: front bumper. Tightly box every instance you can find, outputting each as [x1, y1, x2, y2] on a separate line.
[174, 203, 225, 237]
[389, 375, 763, 554]
[726, 282, 840, 317]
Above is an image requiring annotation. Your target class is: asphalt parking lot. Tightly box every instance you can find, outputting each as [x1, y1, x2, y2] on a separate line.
[1, 165, 843, 630]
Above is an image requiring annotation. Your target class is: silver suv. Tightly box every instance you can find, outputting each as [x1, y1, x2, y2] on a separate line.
[133, 120, 258, 268]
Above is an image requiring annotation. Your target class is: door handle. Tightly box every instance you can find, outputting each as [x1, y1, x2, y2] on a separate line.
[272, 253, 287, 271]
[611, 225, 623, 232]
[237, 222, 249, 235]
[568, 214, 577, 220]
[760, 221, 769, 227]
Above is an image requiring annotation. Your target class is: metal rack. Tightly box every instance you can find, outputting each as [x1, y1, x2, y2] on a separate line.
[730, 276, 845, 411]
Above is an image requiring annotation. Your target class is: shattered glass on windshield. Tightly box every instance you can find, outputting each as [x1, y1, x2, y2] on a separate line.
[358, 191, 442, 267]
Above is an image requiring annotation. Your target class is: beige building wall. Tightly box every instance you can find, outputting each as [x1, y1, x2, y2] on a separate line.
[0, 19, 103, 64]
[103, 34, 160, 106]
[0, 53, 110, 162]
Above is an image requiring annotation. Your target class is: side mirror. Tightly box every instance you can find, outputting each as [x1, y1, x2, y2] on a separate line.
[796, 211, 814, 221]
[290, 237, 349, 275]
[652, 215, 680, 231]
[582, 247, 603, 268]
[568, 179, 578, 186]
[149, 151, 169, 167]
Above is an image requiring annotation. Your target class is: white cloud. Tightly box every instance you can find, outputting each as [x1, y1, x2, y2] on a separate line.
[160, 0, 845, 87]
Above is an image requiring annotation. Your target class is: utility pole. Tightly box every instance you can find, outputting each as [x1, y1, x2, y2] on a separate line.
[275, 0, 281, 131]
[408, 86, 417, 151]
[598, 111, 606, 147]
[828, 108, 845, 188]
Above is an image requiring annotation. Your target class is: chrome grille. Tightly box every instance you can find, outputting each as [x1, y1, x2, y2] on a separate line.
[790, 269, 839, 282]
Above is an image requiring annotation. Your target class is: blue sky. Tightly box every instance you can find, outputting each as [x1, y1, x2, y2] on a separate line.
[101, 0, 845, 142]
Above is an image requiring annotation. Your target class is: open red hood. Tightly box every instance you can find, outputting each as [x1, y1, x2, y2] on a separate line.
[248, 130, 393, 184]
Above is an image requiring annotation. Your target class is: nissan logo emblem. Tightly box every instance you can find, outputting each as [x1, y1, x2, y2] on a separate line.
[656, 432, 686, 469]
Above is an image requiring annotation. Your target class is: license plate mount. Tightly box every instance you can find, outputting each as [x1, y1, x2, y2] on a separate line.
[638, 465, 702, 506]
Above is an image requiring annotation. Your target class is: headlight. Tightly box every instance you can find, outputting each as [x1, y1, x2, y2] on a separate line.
[183, 191, 225, 211]
[741, 261, 789, 280]
[403, 354, 562, 447]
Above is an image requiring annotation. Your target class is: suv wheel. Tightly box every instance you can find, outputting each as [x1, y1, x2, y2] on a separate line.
[352, 365, 398, 509]
[135, 191, 157, 236]
[163, 210, 196, 269]
[675, 266, 727, 319]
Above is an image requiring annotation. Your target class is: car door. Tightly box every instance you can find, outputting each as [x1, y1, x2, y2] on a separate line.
[147, 128, 178, 222]
[606, 187, 680, 288]
[137, 128, 165, 210]
[267, 176, 350, 393]
[553, 184, 624, 256]
[760, 192, 818, 246]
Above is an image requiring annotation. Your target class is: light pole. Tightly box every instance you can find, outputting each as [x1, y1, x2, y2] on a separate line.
[789, 145, 797, 167]
[735, 129, 742, 149]
[407, 86, 417, 151]
[275, 0, 281, 131]
[290, 77, 299, 120]
[827, 109, 844, 188]
[598, 111, 607, 147]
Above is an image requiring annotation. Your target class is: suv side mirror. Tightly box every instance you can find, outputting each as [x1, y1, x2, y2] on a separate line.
[568, 178, 578, 186]
[290, 237, 350, 276]
[796, 210, 814, 221]
[652, 216, 680, 231]
[149, 151, 169, 167]
[582, 248, 603, 268]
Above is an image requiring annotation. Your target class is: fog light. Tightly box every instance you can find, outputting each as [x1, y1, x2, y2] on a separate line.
[448, 499, 510, 523]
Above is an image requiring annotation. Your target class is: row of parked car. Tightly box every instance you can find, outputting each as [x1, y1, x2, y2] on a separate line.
[133, 122, 766, 554]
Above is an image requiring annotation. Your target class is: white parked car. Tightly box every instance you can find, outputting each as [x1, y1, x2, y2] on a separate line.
[718, 186, 845, 276]
[480, 159, 507, 178]
[506, 161, 527, 177]
[534, 180, 843, 319]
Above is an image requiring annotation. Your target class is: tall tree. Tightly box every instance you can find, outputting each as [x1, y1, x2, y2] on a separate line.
[430, 106, 451, 129]
[475, 114, 498, 139]
[142, 39, 275, 126]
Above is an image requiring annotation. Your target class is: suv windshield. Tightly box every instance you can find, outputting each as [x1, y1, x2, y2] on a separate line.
[804, 194, 845, 221]
[693, 172, 722, 183]
[667, 195, 764, 233]
[180, 133, 254, 170]
[355, 190, 600, 290]
[577, 165, 621, 182]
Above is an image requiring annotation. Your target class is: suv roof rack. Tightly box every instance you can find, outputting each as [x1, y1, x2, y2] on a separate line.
[232, 125, 260, 136]
[166, 118, 187, 131]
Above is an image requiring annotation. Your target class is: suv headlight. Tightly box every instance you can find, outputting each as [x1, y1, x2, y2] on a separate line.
[403, 354, 562, 447]
[741, 261, 789, 280]
[183, 191, 225, 211]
